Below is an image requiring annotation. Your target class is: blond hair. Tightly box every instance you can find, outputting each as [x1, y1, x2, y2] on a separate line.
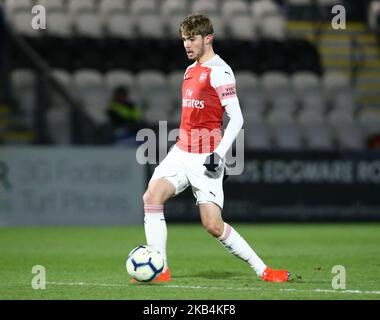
[179, 14, 214, 37]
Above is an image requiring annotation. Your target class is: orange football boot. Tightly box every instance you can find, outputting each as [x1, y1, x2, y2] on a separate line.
[261, 267, 290, 282]
[130, 268, 171, 283]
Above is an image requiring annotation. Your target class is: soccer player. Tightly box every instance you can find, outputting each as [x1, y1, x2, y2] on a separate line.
[132, 14, 290, 283]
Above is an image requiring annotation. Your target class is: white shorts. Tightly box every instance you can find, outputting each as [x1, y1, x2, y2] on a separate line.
[150, 145, 225, 209]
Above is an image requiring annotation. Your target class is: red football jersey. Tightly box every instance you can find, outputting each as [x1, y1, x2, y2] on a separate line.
[176, 55, 238, 153]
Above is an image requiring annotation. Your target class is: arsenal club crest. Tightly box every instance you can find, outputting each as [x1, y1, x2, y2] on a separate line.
[199, 71, 208, 83]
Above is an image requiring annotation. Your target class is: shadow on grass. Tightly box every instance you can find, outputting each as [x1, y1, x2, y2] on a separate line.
[174, 270, 245, 280]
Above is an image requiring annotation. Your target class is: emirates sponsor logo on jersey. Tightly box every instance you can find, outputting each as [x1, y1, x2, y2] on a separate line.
[199, 71, 208, 83]
[182, 98, 205, 109]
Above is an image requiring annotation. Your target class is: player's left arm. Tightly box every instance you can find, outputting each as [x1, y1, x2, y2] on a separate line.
[203, 67, 244, 172]
[214, 97, 243, 159]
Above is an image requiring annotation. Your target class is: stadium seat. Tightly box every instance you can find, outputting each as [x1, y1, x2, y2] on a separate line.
[11, 69, 36, 127]
[166, 12, 187, 38]
[235, 71, 261, 110]
[357, 108, 380, 136]
[327, 106, 355, 125]
[221, 0, 250, 18]
[270, 92, 298, 114]
[244, 122, 272, 150]
[260, 14, 286, 40]
[334, 124, 365, 150]
[68, 0, 97, 15]
[322, 71, 350, 101]
[11, 69, 35, 91]
[297, 109, 325, 126]
[136, 70, 171, 118]
[144, 91, 174, 125]
[235, 71, 260, 89]
[104, 70, 135, 91]
[206, 14, 227, 40]
[267, 109, 295, 125]
[168, 108, 182, 127]
[291, 71, 321, 95]
[191, 0, 219, 15]
[99, 0, 128, 18]
[299, 91, 327, 113]
[74, 12, 104, 39]
[261, 71, 291, 98]
[228, 14, 257, 40]
[73, 69, 110, 125]
[45, 12, 73, 38]
[50, 69, 73, 97]
[4, 0, 32, 17]
[51, 69, 72, 88]
[168, 70, 184, 107]
[243, 91, 267, 126]
[271, 124, 303, 150]
[73, 69, 104, 89]
[251, 0, 281, 21]
[137, 13, 165, 39]
[12, 11, 42, 37]
[161, 0, 188, 16]
[136, 70, 167, 94]
[46, 107, 71, 144]
[106, 12, 136, 39]
[303, 124, 335, 150]
[331, 91, 357, 114]
[292, 72, 322, 107]
[49, 69, 74, 112]
[244, 102, 267, 127]
[104, 69, 139, 105]
[130, 0, 158, 14]
[316, 0, 342, 6]
[37, 0, 65, 12]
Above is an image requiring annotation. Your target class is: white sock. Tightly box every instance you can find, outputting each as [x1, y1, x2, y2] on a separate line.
[144, 204, 168, 270]
[217, 223, 267, 277]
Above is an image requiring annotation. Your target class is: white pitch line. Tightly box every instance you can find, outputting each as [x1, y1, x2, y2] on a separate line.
[46, 281, 380, 296]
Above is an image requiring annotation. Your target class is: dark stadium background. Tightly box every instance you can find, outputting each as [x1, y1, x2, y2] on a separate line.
[1, 0, 380, 224]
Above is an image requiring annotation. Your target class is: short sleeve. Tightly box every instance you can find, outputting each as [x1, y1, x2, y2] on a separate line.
[210, 67, 238, 106]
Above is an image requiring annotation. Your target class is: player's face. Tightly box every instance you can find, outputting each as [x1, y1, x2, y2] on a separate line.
[182, 34, 206, 61]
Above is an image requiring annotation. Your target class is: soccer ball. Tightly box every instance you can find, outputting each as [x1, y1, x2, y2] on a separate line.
[126, 245, 164, 282]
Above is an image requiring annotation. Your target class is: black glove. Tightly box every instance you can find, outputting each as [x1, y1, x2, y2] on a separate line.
[203, 152, 223, 172]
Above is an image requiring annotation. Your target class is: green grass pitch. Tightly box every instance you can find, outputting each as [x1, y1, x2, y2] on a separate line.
[1, 223, 379, 300]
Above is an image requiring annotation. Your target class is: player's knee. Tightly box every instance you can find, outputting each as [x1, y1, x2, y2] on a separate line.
[143, 190, 155, 205]
[202, 221, 223, 237]
[143, 189, 164, 205]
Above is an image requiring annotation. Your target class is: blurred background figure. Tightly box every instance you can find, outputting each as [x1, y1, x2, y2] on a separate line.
[367, 132, 380, 150]
[106, 85, 143, 145]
